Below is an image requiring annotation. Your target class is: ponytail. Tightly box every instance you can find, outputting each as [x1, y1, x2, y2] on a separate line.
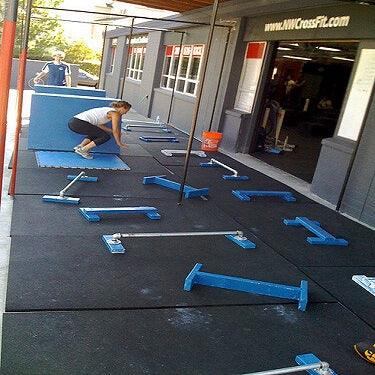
[111, 101, 131, 110]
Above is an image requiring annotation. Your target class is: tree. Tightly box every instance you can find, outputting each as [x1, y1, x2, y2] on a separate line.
[65, 40, 100, 76]
[18, 0, 68, 59]
[0, 0, 101, 75]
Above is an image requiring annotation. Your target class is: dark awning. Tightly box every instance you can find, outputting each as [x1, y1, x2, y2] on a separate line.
[115, 0, 228, 13]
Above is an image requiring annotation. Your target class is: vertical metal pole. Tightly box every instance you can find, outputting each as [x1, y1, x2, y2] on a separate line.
[208, 27, 230, 132]
[98, 25, 108, 90]
[8, 0, 32, 197]
[166, 32, 184, 124]
[0, 0, 19, 206]
[178, 0, 220, 204]
[120, 17, 134, 99]
[336, 82, 375, 211]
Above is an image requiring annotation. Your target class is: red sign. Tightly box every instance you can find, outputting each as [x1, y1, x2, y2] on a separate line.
[246, 42, 265, 59]
[165, 45, 173, 56]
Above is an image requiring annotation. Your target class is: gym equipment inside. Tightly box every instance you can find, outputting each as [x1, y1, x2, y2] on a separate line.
[254, 41, 358, 183]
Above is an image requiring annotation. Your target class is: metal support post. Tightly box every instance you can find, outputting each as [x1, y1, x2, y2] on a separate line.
[178, 0, 220, 204]
[208, 27, 231, 132]
[0, 0, 19, 205]
[120, 17, 134, 99]
[98, 25, 108, 90]
[8, 0, 33, 197]
[167, 32, 184, 124]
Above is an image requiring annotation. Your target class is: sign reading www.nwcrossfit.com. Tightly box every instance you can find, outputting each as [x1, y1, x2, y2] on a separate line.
[264, 15, 350, 32]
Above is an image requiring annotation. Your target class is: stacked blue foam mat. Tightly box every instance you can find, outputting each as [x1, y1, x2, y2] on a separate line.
[28, 93, 119, 154]
[34, 85, 106, 97]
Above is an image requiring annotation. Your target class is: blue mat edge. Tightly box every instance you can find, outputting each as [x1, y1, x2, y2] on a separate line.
[35, 151, 130, 171]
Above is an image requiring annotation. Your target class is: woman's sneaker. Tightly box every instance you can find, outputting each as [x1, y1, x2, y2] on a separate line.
[354, 341, 375, 364]
[74, 147, 93, 160]
[73, 145, 82, 152]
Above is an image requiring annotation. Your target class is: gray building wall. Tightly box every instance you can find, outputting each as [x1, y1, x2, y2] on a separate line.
[310, 39, 364, 205]
[103, 35, 127, 98]
[123, 31, 165, 117]
[151, 25, 233, 138]
[311, 39, 375, 226]
[215, 17, 250, 151]
[99, 37, 111, 90]
[339, 89, 375, 227]
[311, 137, 356, 205]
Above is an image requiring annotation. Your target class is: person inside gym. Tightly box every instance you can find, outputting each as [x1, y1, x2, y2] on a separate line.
[68, 101, 131, 159]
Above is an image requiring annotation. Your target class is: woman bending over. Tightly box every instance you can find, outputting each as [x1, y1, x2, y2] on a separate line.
[68, 100, 131, 159]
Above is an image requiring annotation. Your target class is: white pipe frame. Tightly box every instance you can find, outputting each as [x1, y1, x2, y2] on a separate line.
[209, 158, 239, 177]
[59, 171, 85, 197]
[111, 230, 245, 242]
[161, 150, 207, 157]
[243, 361, 331, 375]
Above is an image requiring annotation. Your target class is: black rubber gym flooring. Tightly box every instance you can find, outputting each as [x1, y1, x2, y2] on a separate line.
[168, 165, 312, 201]
[11, 196, 242, 236]
[14, 161, 173, 196]
[6, 234, 334, 311]
[2, 121, 374, 374]
[302, 266, 375, 329]
[2, 304, 374, 375]
[232, 202, 375, 267]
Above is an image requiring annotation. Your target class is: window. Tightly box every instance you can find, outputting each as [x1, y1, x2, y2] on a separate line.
[126, 46, 146, 81]
[108, 38, 117, 73]
[235, 42, 266, 113]
[160, 44, 204, 96]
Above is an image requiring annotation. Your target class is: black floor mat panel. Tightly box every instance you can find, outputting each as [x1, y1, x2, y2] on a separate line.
[2, 122, 374, 374]
[2, 304, 374, 375]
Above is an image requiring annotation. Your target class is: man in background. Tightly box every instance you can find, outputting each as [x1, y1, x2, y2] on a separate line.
[34, 50, 71, 87]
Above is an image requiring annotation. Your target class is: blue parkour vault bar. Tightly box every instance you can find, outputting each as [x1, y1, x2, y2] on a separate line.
[283, 217, 348, 246]
[184, 263, 309, 312]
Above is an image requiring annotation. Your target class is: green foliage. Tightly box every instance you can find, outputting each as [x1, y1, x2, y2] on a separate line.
[65, 40, 101, 76]
[2, 0, 100, 76]
[65, 40, 95, 63]
[79, 62, 100, 77]
[15, 0, 67, 59]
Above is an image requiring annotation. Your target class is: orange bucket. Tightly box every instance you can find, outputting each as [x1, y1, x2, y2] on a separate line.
[201, 131, 223, 152]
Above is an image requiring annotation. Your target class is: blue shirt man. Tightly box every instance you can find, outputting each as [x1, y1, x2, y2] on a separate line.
[41, 61, 71, 86]
[34, 50, 71, 87]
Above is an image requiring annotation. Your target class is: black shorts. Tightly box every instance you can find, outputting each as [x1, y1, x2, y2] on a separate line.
[68, 117, 111, 146]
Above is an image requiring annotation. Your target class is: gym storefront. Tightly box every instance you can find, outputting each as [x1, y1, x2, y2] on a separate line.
[220, 3, 375, 227]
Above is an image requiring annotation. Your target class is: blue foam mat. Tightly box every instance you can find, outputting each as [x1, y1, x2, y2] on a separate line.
[35, 151, 130, 170]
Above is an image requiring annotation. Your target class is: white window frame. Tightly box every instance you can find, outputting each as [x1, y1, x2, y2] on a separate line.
[126, 46, 146, 81]
[160, 44, 204, 97]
